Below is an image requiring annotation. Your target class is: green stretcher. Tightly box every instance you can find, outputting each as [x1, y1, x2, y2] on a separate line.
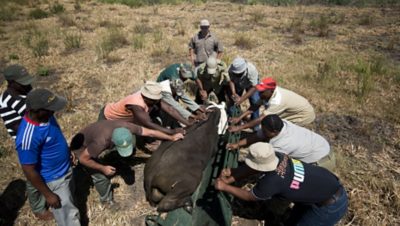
[145, 107, 241, 226]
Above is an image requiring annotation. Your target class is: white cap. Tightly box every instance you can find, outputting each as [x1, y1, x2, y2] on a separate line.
[206, 57, 218, 74]
[245, 142, 279, 172]
[200, 19, 210, 27]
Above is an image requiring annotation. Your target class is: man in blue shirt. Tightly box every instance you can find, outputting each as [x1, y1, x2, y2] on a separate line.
[16, 88, 80, 226]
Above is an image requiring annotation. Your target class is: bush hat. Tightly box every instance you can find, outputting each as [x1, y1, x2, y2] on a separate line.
[3, 64, 35, 85]
[200, 19, 210, 27]
[245, 142, 279, 172]
[206, 57, 218, 74]
[229, 57, 247, 74]
[256, 77, 277, 91]
[179, 63, 194, 79]
[141, 81, 162, 100]
[26, 88, 67, 111]
[112, 127, 135, 157]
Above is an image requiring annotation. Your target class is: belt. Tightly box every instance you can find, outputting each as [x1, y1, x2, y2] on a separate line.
[317, 186, 343, 207]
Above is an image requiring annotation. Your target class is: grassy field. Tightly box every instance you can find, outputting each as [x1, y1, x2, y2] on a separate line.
[0, 0, 399, 225]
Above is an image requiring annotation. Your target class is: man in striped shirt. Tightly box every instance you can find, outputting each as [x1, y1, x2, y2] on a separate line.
[0, 64, 34, 139]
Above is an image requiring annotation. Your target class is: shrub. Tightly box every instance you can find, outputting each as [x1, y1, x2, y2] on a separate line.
[133, 24, 152, 34]
[50, 2, 65, 14]
[354, 59, 374, 99]
[309, 14, 330, 37]
[36, 65, 50, 76]
[58, 14, 76, 27]
[29, 8, 48, 19]
[234, 34, 255, 49]
[250, 10, 264, 24]
[0, 6, 16, 21]
[358, 13, 373, 26]
[132, 34, 145, 49]
[96, 28, 128, 60]
[9, 53, 19, 60]
[64, 32, 82, 51]
[23, 29, 49, 58]
[153, 30, 163, 43]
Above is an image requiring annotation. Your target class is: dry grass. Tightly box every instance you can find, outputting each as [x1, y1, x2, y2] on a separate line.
[0, 1, 399, 226]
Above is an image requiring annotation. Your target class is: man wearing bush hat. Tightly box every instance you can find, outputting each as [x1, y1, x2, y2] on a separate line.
[70, 121, 183, 207]
[227, 57, 261, 121]
[229, 77, 315, 132]
[103, 81, 190, 137]
[189, 19, 223, 67]
[195, 56, 230, 104]
[15, 88, 80, 225]
[157, 63, 196, 82]
[215, 142, 348, 226]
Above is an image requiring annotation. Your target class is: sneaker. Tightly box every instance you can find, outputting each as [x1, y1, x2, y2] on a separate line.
[34, 210, 54, 221]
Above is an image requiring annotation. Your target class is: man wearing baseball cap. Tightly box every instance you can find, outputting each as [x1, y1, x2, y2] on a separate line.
[15, 88, 80, 225]
[215, 142, 348, 226]
[189, 19, 223, 67]
[229, 77, 315, 132]
[70, 121, 183, 207]
[227, 57, 261, 122]
[195, 56, 230, 105]
[0, 64, 34, 139]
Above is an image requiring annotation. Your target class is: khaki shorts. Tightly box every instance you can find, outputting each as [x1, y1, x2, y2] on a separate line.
[315, 151, 336, 172]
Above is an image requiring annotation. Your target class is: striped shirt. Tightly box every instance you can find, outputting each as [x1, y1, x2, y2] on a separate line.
[0, 91, 27, 139]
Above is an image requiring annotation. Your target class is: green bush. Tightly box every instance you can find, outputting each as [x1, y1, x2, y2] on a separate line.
[29, 8, 48, 19]
[96, 28, 128, 60]
[36, 65, 50, 77]
[234, 34, 255, 49]
[9, 53, 19, 60]
[50, 2, 65, 14]
[64, 32, 82, 51]
[132, 34, 145, 49]
[309, 14, 330, 37]
[23, 29, 49, 58]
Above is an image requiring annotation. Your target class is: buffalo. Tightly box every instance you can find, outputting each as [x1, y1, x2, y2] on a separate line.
[144, 109, 222, 212]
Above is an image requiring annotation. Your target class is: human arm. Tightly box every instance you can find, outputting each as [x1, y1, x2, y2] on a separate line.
[226, 133, 265, 150]
[126, 104, 177, 135]
[21, 164, 61, 208]
[229, 110, 253, 125]
[141, 127, 184, 141]
[228, 114, 265, 132]
[195, 78, 208, 101]
[235, 86, 257, 106]
[214, 179, 257, 202]
[78, 148, 116, 176]
[161, 92, 193, 120]
[160, 100, 193, 126]
[228, 81, 239, 102]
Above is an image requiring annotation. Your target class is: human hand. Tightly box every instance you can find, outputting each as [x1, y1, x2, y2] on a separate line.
[70, 152, 78, 166]
[214, 178, 227, 191]
[173, 128, 186, 135]
[45, 192, 61, 209]
[226, 143, 239, 150]
[229, 117, 241, 125]
[102, 165, 116, 176]
[228, 126, 241, 133]
[172, 133, 184, 141]
[231, 94, 240, 102]
[200, 90, 208, 100]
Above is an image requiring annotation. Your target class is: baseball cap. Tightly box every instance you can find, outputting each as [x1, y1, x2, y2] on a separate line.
[229, 57, 247, 74]
[26, 88, 67, 111]
[200, 19, 210, 27]
[206, 57, 218, 74]
[179, 63, 194, 79]
[112, 127, 135, 157]
[245, 142, 279, 172]
[3, 64, 35, 85]
[171, 79, 184, 96]
[141, 81, 162, 100]
[256, 77, 277, 91]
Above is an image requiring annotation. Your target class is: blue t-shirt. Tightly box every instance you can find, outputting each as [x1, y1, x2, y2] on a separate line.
[16, 115, 70, 183]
